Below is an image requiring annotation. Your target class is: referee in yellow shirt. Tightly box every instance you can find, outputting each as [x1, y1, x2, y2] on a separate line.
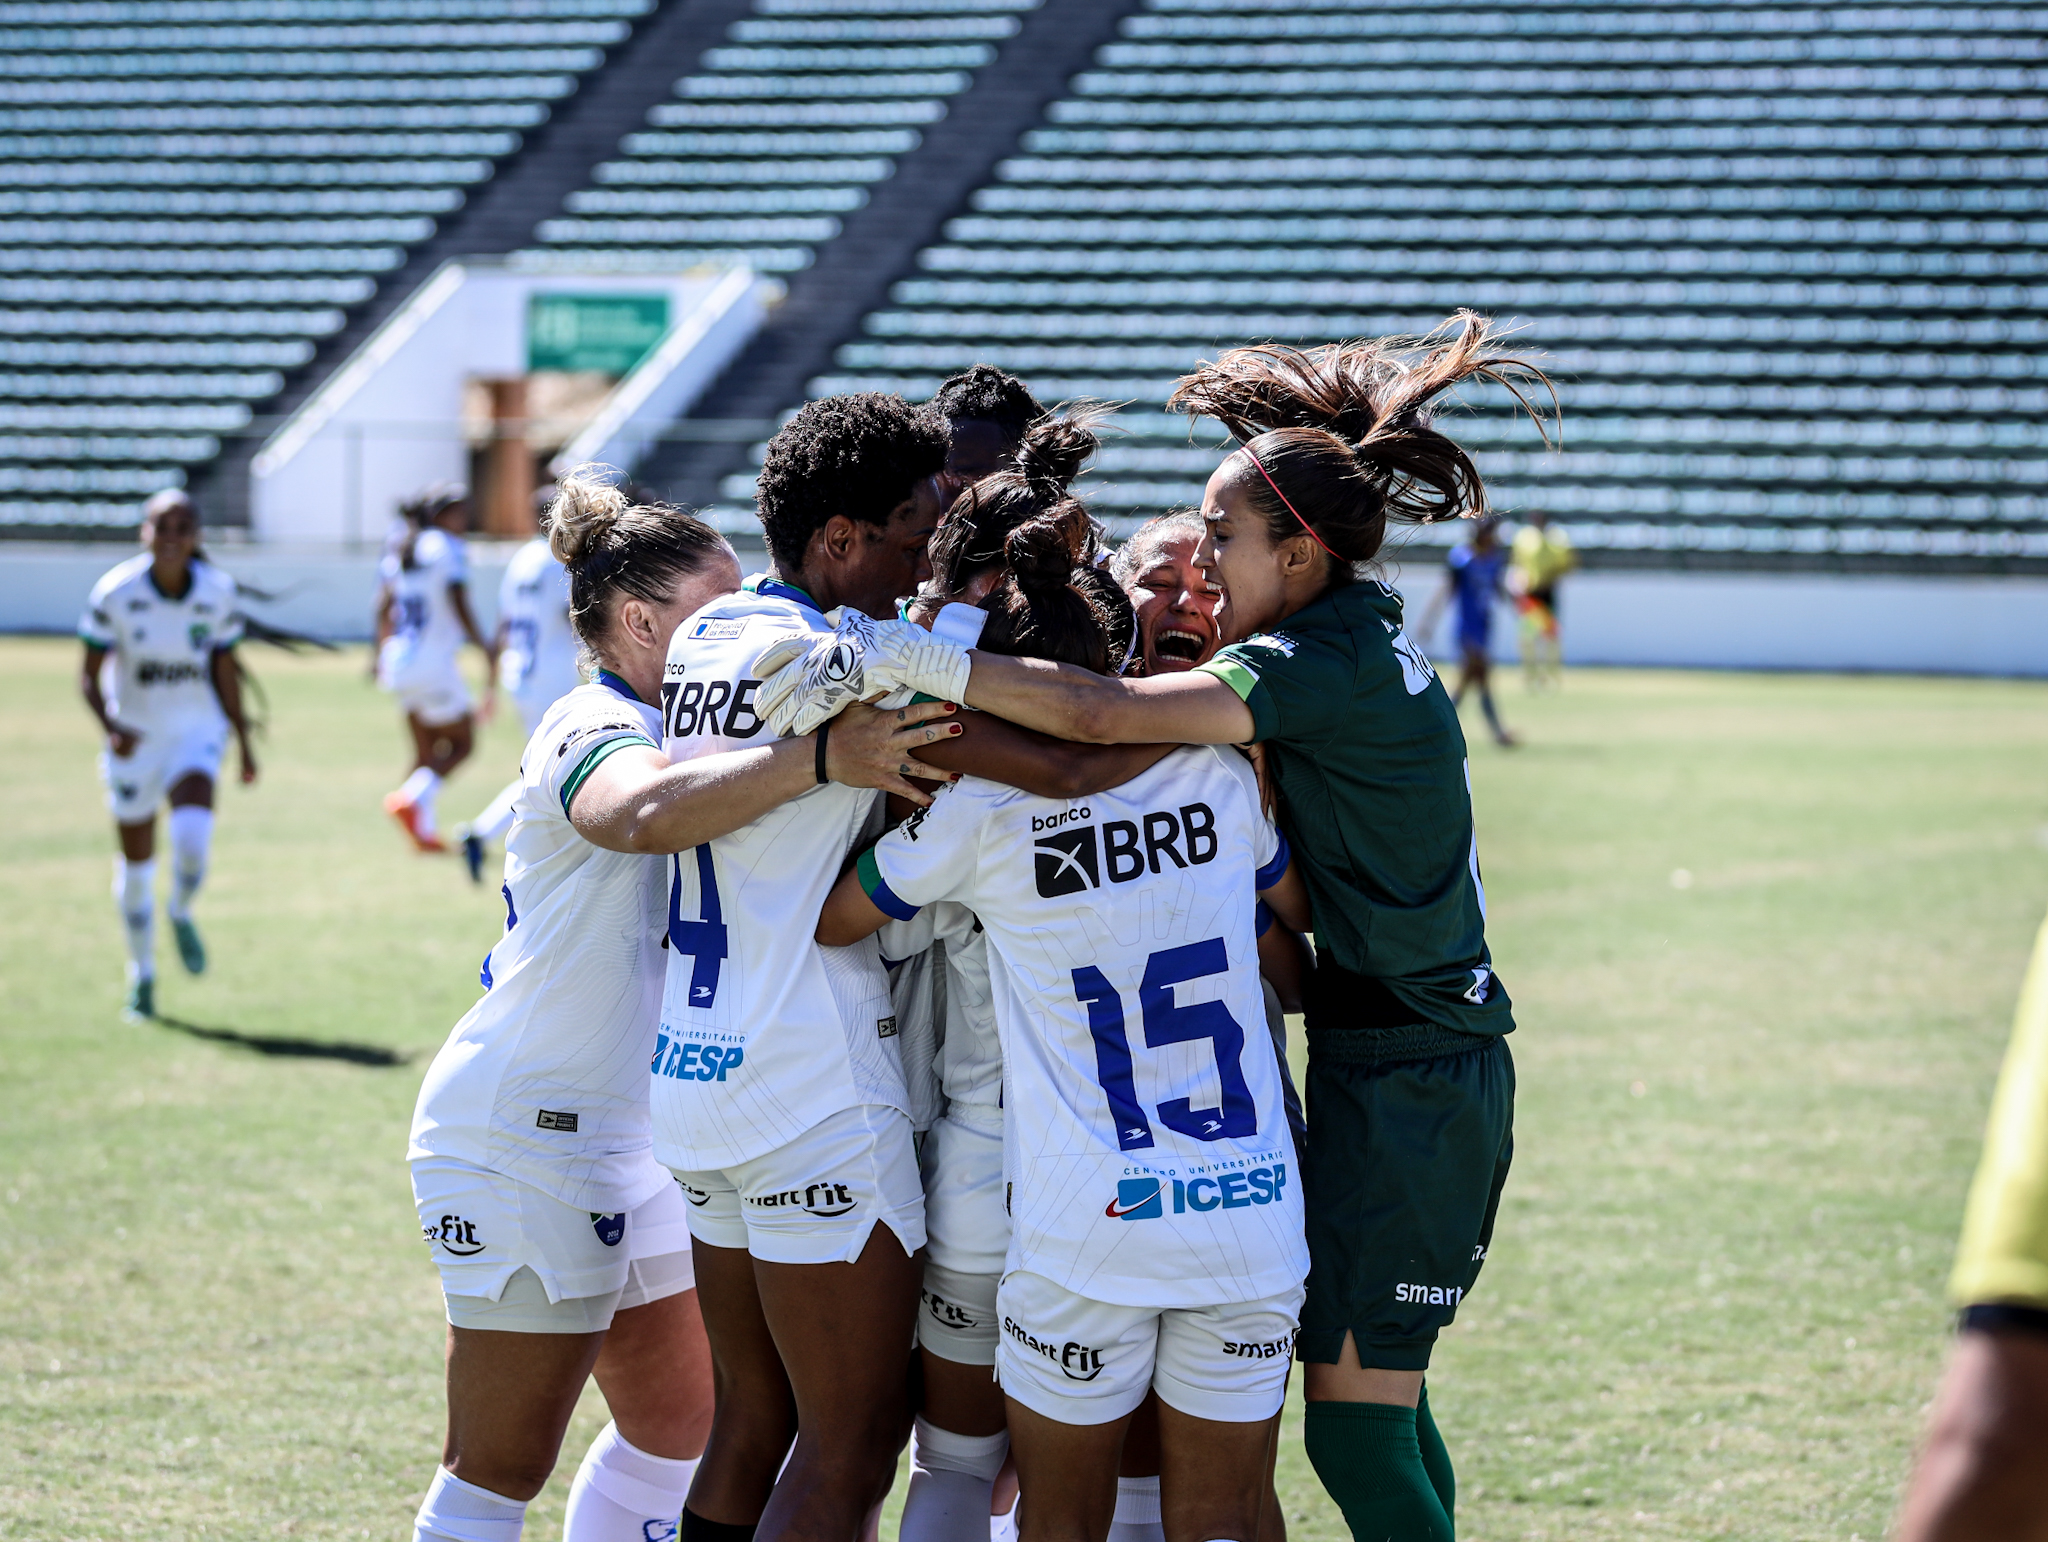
[1896, 909, 2048, 1540]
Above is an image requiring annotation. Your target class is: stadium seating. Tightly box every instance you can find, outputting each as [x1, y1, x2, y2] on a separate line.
[517, 0, 1039, 276]
[791, 0, 2048, 566]
[0, 0, 648, 532]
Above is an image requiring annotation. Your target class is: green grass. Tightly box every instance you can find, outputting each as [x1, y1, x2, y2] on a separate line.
[2, 637, 2044, 1541]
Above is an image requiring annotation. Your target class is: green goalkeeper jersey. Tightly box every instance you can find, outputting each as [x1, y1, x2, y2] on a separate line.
[1196, 578, 1513, 1038]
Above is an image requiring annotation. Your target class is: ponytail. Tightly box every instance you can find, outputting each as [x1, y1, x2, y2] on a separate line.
[547, 463, 730, 657]
[926, 403, 1108, 600]
[1166, 312, 1554, 580]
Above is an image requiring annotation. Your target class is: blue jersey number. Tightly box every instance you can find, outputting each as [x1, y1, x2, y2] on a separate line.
[669, 844, 728, 1008]
[1072, 937, 1255, 1150]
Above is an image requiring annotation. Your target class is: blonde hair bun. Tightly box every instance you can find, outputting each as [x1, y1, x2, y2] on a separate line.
[547, 463, 630, 568]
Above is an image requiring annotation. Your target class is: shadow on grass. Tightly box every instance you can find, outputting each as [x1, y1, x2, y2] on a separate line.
[154, 1014, 414, 1067]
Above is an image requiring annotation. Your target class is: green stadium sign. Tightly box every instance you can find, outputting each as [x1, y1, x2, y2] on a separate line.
[527, 293, 670, 375]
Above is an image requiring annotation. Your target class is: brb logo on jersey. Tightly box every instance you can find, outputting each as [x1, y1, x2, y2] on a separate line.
[1032, 803, 1218, 898]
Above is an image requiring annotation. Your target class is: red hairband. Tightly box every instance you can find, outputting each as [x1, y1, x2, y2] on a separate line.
[1241, 445, 1342, 562]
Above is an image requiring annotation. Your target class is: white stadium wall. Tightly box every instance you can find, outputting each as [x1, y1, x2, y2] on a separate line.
[3, 546, 2044, 678]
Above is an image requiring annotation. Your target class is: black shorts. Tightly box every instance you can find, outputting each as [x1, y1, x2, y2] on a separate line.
[1296, 1031, 1515, 1371]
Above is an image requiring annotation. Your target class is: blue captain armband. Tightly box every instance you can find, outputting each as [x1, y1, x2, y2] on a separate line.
[1255, 830, 1292, 891]
[857, 846, 920, 922]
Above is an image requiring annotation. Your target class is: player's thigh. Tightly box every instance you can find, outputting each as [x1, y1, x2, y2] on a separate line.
[443, 1322, 604, 1498]
[1003, 1394, 1128, 1542]
[592, 1182, 711, 1455]
[102, 736, 169, 837]
[753, 1221, 921, 1429]
[1298, 1035, 1515, 1375]
[1157, 1401, 1282, 1542]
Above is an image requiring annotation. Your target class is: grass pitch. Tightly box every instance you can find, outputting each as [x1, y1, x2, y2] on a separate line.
[3, 636, 2045, 1541]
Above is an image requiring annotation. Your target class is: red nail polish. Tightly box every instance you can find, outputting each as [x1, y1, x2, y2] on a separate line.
[949, 724, 963, 734]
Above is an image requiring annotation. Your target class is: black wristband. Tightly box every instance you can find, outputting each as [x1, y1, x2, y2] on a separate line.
[1960, 1302, 2048, 1339]
[815, 720, 831, 785]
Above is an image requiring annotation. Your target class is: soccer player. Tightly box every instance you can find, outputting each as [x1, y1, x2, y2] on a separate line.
[458, 501, 583, 883]
[1508, 510, 1574, 693]
[932, 364, 1048, 486]
[757, 314, 1551, 1542]
[1419, 514, 1515, 747]
[1109, 511, 1219, 676]
[78, 488, 257, 1020]
[376, 484, 497, 852]
[1896, 908, 2048, 1542]
[815, 522, 1310, 1542]
[408, 470, 958, 1542]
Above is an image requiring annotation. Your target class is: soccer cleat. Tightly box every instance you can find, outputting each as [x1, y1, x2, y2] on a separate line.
[459, 828, 484, 885]
[171, 915, 207, 975]
[124, 977, 155, 1022]
[383, 790, 447, 853]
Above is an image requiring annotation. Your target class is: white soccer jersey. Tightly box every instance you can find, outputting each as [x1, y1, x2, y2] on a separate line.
[378, 526, 469, 689]
[78, 553, 242, 730]
[863, 746, 1305, 1310]
[879, 903, 1001, 1130]
[408, 675, 673, 1214]
[498, 538, 582, 727]
[651, 574, 904, 1171]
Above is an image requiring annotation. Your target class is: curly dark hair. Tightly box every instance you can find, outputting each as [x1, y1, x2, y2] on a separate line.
[754, 393, 951, 570]
[929, 364, 1045, 439]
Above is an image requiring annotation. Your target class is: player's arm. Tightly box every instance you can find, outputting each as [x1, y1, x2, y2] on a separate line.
[208, 646, 258, 783]
[1257, 850, 1311, 934]
[817, 860, 892, 947]
[571, 699, 961, 855]
[1256, 906, 1313, 1015]
[956, 657, 1255, 747]
[907, 707, 1180, 797]
[447, 579, 498, 709]
[78, 642, 139, 753]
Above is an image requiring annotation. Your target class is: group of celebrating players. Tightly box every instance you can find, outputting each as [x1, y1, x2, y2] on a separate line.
[79, 315, 1550, 1542]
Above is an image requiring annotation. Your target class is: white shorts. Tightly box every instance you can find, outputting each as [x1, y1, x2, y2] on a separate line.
[921, 1260, 1000, 1366]
[380, 646, 471, 726]
[411, 1155, 695, 1333]
[996, 1271, 1304, 1427]
[921, 1113, 1009, 1275]
[100, 715, 228, 823]
[672, 1102, 925, 1266]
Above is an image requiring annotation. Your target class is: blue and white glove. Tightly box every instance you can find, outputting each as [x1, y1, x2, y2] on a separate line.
[752, 611, 974, 737]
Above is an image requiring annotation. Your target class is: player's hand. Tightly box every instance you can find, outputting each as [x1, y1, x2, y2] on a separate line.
[824, 699, 962, 805]
[755, 613, 973, 738]
[237, 735, 259, 784]
[108, 724, 141, 757]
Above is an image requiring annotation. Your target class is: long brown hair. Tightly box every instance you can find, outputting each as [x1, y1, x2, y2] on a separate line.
[926, 402, 1107, 601]
[1166, 312, 1553, 582]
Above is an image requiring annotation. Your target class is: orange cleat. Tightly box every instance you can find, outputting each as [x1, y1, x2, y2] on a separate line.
[384, 791, 448, 853]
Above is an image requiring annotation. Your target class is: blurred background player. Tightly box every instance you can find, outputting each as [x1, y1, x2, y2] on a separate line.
[374, 484, 497, 853]
[1420, 514, 1517, 747]
[457, 486, 582, 883]
[931, 364, 1047, 486]
[1508, 510, 1575, 693]
[77, 488, 257, 1021]
[1895, 907, 2048, 1542]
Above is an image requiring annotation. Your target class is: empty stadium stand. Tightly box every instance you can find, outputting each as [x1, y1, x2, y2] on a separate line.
[778, 0, 2048, 570]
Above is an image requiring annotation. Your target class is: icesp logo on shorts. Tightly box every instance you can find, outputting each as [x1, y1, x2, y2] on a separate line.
[424, 1214, 485, 1255]
[1033, 803, 1219, 898]
[1106, 1164, 1288, 1220]
[1003, 1317, 1104, 1382]
[652, 1033, 744, 1081]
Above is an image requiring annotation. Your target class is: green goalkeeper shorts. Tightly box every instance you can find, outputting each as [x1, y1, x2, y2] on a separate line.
[1296, 1028, 1515, 1372]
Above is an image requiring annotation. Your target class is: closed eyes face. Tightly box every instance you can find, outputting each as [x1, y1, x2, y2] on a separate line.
[1127, 533, 1220, 673]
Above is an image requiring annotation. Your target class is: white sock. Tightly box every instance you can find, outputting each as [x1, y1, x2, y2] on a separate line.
[114, 857, 155, 983]
[1108, 1475, 1164, 1542]
[166, 806, 213, 921]
[903, 1418, 1008, 1542]
[413, 1466, 527, 1542]
[563, 1422, 697, 1542]
[400, 766, 443, 835]
[990, 1493, 1018, 1542]
[470, 779, 520, 846]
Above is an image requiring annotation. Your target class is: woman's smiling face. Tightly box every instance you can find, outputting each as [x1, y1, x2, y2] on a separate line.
[1125, 531, 1221, 672]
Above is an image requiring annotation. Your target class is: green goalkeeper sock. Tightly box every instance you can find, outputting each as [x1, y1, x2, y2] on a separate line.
[1414, 1385, 1455, 1521]
[1303, 1401, 1452, 1542]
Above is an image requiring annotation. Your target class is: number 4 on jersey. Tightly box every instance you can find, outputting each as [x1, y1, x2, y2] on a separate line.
[1074, 937, 1257, 1152]
[669, 844, 727, 1008]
